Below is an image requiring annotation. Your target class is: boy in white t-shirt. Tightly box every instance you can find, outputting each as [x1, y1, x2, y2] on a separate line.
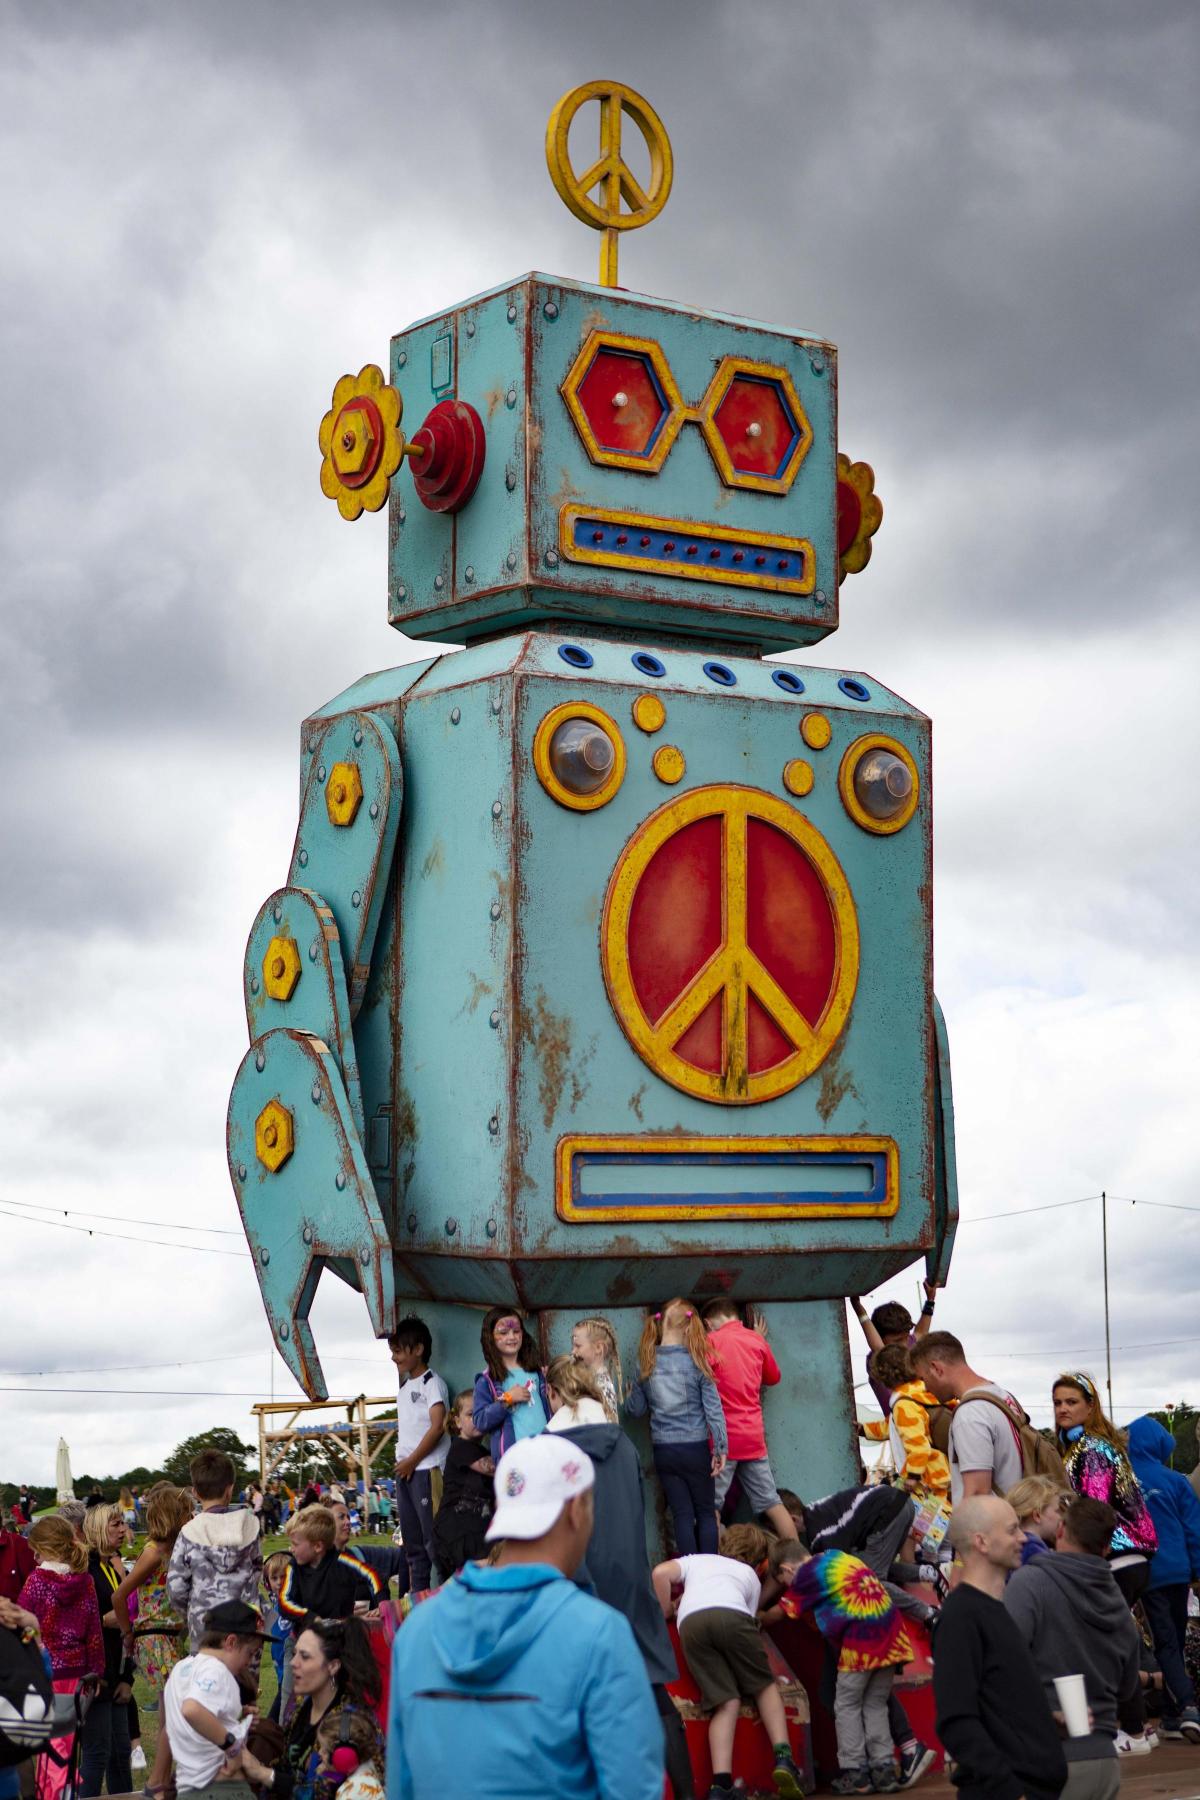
[653, 1526, 804, 1800]
[389, 1314, 449, 1590]
[163, 1600, 267, 1793]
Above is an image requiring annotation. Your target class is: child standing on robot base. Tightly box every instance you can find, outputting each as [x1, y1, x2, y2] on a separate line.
[571, 1316, 622, 1422]
[627, 1298, 728, 1555]
[432, 1392, 494, 1575]
[702, 1302, 797, 1542]
[389, 1316, 450, 1592]
[768, 1537, 912, 1796]
[472, 1305, 551, 1461]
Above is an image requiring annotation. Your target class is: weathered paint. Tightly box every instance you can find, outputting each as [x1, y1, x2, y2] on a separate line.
[228, 130, 955, 1503]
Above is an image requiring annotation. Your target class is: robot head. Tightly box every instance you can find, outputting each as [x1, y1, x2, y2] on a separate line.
[385, 276, 840, 653]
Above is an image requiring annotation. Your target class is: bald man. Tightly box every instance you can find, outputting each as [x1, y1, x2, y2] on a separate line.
[933, 1497, 1067, 1800]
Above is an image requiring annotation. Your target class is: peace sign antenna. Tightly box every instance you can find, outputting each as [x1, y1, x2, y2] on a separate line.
[546, 80, 674, 288]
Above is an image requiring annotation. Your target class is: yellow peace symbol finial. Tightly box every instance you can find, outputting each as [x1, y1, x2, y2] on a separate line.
[546, 80, 674, 288]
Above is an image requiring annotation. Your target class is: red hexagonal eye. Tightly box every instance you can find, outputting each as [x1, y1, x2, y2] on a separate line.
[714, 374, 802, 480]
[576, 348, 670, 458]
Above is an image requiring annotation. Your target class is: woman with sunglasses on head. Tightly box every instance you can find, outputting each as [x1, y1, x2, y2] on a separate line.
[472, 1307, 551, 1462]
[237, 1614, 382, 1800]
[1053, 1371, 1157, 1602]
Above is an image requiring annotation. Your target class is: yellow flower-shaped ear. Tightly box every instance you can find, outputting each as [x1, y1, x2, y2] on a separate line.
[318, 365, 405, 521]
[837, 453, 884, 580]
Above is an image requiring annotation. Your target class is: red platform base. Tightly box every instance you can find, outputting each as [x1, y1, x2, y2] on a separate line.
[667, 1622, 813, 1796]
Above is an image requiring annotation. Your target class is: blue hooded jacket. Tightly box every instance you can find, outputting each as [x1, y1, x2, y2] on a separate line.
[1127, 1416, 1200, 1589]
[386, 1561, 663, 1800]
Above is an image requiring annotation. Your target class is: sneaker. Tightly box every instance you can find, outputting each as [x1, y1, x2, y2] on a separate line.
[1167, 1709, 1200, 1743]
[870, 1765, 900, 1793]
[130, 1747, 147, 1772]
[897, 1741, 936, 1788]
[831, 1774, 872, 1797]
[1115, 1730, 1152, 1755]
[772, 1753, 805, 1799]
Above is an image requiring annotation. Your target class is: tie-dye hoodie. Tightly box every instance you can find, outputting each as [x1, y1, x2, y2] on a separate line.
[780, 1549, 912, 1673]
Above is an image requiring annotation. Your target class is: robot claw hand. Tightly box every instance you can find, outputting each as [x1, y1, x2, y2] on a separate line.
[227, 1026, 395, 1398]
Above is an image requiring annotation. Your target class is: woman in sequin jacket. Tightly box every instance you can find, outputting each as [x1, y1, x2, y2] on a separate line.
[1053, 1370, 1157, 1580]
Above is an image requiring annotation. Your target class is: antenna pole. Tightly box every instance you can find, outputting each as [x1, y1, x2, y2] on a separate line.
[1101, 1190, 1114, 1417]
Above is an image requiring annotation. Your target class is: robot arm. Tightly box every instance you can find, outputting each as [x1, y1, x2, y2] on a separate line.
[226, 709, 402, 1398]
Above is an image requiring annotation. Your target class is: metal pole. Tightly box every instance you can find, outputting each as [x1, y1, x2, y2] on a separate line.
[1101, 1190, 1114, 1418]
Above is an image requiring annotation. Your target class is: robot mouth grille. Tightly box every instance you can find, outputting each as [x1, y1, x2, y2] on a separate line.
[559, 506, 815, 596]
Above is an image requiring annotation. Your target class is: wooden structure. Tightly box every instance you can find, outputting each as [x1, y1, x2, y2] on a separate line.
[252, 1395, 397, 1489]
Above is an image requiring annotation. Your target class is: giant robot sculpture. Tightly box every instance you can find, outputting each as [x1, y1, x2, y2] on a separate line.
[227, 81, 957, 1497]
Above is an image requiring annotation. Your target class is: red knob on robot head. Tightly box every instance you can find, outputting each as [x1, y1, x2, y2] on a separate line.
[407, 399, 487, 515]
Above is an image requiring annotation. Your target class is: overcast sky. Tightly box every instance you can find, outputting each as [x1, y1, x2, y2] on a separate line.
[3, 0, 1198, 1485]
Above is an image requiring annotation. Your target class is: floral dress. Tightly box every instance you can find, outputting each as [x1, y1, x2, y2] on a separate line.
[134, 1556, 184, 1697]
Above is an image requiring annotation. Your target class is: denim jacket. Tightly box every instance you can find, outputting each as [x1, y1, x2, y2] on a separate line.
[625, 1345, 728, 1455]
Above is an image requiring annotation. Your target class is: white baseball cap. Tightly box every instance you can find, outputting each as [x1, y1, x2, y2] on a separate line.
[485, 1434, 595, 1542]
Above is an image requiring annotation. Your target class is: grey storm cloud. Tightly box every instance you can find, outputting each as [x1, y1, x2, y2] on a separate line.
[1, 0, 1197, 1477]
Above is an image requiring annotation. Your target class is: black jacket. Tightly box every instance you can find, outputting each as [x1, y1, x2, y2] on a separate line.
[278, 1547, 379, 1623]
[1005, 1551, 1140, 1760]
[560, 1421, 677, 1689]
[934, 1582, 1068, 1800]
[800, 1482, 911, 1554]
[87, 1552, 135, 1693]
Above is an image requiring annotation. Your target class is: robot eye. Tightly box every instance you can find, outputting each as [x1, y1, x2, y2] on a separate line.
[533, 702, 626, 811]
[551, 718, 615, 793]
[838, 736, 920, 835]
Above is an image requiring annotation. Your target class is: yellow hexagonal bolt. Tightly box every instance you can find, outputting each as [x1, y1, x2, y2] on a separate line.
[325, 761, 364, 827]
[331, 406, 377, 479]
[262, 934, 301, 1002]
[255, 1099, 295, 1173]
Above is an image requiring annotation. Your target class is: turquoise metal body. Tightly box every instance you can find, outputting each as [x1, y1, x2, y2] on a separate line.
[227, 271, 958, 1503]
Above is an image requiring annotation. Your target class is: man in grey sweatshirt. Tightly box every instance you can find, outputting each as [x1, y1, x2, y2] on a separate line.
[1003, 1494, 1140, 1800]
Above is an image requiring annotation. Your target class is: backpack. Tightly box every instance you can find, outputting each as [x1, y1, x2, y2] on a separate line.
[0, 1625, 55, 1768]
[958, 1388, 1068, 1487]
[912, 1395, 954, 1457]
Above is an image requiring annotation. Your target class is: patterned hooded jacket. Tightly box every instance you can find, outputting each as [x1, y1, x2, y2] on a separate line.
[167, 1507, 263, 1649]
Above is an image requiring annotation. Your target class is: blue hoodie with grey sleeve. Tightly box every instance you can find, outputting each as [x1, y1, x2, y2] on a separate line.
[386, 1561, 662, 1800]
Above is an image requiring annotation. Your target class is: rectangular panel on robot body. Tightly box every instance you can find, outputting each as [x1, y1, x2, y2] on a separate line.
[308, 629, 935, 1314]
[388, 275, 838, 653]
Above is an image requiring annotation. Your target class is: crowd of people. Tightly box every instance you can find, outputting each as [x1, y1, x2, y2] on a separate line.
[1, 1291, 1199, 1800]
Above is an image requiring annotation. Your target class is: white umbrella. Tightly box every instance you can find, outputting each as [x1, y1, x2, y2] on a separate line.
[55, 1438, 74, 1503]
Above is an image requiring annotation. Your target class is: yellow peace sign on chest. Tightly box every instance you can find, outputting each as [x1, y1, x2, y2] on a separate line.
[602, 786, 860, 1105]
[546, 81, 674, 287]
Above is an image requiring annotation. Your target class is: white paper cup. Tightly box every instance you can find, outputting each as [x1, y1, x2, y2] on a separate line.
[1053, 1674, 1089, 1737]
